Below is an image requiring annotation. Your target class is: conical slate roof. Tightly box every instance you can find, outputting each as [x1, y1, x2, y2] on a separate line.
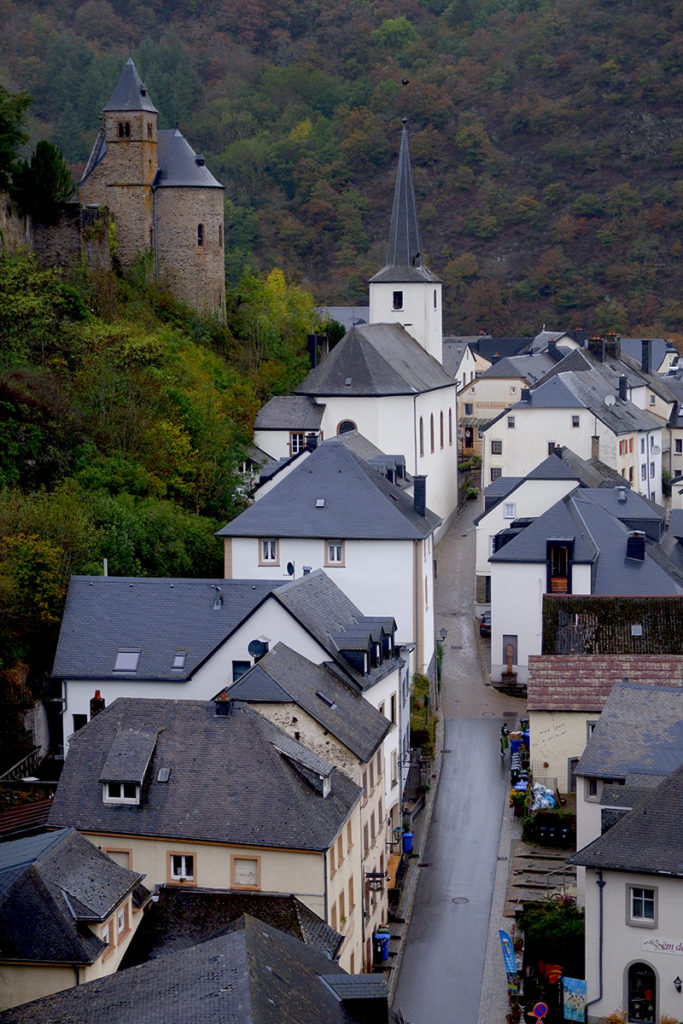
[370, 121, 439, 284]
[104, 57, 158, 114]
[155, 129, 224, 189]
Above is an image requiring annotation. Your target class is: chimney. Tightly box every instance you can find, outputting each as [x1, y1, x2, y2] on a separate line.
[626, 532, 646, 561]
[413, 475, 426, 517]
[307, 333, 318, 369]
[521, 388, 531, 402]
[215, 697, 234, 716]
[305, 432, 317, 451]
[642, 338, 652, 374]
[617, 486, 627, 503]
[618, 375, 628, 402]
[591, 435, 600, 459]
[90, 690, 106, 718]
[573, 328, 586, 347]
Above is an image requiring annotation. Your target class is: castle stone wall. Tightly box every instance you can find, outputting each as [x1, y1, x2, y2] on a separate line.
[156, 186, 226, 317]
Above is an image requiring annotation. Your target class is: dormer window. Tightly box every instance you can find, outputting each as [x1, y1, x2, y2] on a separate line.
[547, 540, 574, 594]
[104, 781, 140, 804]
[114, 649, 140, 672]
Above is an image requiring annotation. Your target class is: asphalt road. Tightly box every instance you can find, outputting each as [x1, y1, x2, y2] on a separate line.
[392, 498, 515, 1023]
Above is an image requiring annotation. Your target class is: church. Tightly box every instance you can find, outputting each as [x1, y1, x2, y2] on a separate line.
[255, 123, 459, 527]
[79, 58, 226, 317]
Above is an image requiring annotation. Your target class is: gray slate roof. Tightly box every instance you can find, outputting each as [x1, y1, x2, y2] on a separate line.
[120, 887, 342, 966]
[155, 129, 223, 189]
[574, 681, 683, 780]
[0, 828, 144, 965]
[52, 577, 279, 682]
[217, 440, 440, 541]
[317, 306, 369, 330]
[369, 122, 439, 285]
[0, 915, 383, 1024]
[294, 322, 453, 396]
[103, 57, 157, 113]
[479, 351, 557, 384]
[570, 760, 683, 875]
[254, 395, 325, 431]
[48, 700, 360, 851]
[228, 643, 390, 762]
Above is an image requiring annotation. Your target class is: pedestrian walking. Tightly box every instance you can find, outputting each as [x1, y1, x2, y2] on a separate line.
[500, 722, 509, 758]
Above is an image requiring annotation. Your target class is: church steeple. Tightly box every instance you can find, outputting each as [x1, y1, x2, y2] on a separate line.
[385, 119, 423, 272]
[369, 120, 443, 363]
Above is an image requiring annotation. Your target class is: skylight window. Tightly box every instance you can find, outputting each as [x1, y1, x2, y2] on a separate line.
[172, 651, 187, 670]
[114, 649, 140, 672]
[315, 498, 325, 508]
[316, 690, 337, 710]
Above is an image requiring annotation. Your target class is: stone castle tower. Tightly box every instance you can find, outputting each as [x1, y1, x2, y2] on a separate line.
[79, 58, 226, 317]
[368, 120, 443, 363]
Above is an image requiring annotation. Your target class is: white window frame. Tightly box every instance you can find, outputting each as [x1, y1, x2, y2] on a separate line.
[260, 538, 279, 564]
[290, 431, 305, 455]
[114, 649, 140, 672]
[325, 539, 345, 565]
[170, 853, 195, 882]
[627, 885, 657, 927]
[504, 502, 516, 520]
[104, 781, 140, 805]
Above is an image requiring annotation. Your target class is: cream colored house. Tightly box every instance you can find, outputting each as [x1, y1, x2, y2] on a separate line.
[0, 828, 147, 1010]
[48, 698, 365, 973]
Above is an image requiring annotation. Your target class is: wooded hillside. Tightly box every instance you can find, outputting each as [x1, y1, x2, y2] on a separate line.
[1, 0, 682, 335]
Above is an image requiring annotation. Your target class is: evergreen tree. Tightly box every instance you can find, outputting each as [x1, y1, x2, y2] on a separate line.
[0, 85, 30, 193]
[12, 140, 74, 225]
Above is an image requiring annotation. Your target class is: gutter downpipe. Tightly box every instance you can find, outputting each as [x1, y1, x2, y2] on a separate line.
[585, 870, 606, 1023]
[323, 849, 328, 934]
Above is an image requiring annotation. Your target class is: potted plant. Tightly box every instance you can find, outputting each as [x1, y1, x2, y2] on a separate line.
[509, 788, 526, 816]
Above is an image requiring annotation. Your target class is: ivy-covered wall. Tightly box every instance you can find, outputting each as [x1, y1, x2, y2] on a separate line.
[542, 594, 683, 655]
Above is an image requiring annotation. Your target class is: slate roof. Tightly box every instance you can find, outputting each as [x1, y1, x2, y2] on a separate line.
[270, 570, 402, 692]
[467, 337, 533, 363]
[48, 700, 361, 851]
[103, 57, 157, 113]
[573, 681, 683, 779]
[543, 594, 683, 654]
[441, 338, 476, 377]
[0, 827, 144, 965]
[478, 351, 557, 384]
[228, 643, 390, 762]
[52, 577, 279, 683]
[619, 337, 676, 374]
[254, 395, 325, 431]
[0, 915, 382, 1024]
[294, 322, 453, 397]
[551, 446, 631, 489]
[120, 887, 342, 967]
[369, 122, 439, 285]
[155, 130, 223, 189]
[317, 306, 369, 330]
[490, 489, 680, 595]
[569, 761, 683, 875]
[527, 654, 683, 712]
[217, 440, 440, 541]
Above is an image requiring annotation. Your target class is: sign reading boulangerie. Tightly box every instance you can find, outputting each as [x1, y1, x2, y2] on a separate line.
[642, 937, 683, 955]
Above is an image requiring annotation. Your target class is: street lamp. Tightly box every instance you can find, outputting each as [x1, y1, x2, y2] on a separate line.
[439, 627, 448, 643]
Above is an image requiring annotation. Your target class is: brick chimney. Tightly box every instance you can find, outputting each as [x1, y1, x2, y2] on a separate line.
[90, 690, 106, 718]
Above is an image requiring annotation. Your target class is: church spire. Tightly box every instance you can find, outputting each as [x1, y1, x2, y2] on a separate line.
[385, 119, 422, 270]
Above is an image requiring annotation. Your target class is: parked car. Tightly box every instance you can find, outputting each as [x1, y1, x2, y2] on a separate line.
[479, 611, 491, 637]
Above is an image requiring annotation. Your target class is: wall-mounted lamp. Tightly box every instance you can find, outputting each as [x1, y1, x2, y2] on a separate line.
[674, 977, 682, 994]
[439, 627, 448, 642]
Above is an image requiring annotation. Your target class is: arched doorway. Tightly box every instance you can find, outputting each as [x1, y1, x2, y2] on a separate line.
[628, 962, 656, 1022]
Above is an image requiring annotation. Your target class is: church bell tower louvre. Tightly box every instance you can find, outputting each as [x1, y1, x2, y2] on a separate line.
[368, 119, 443, 364]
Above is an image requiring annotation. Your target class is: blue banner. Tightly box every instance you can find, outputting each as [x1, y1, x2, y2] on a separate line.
[563, 977, 586, 1021]
[499, 930, 517, 976]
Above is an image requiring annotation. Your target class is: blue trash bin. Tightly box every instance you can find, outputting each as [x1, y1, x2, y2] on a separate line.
[510, 738, 522, 754]
[374, 931, 391, 962]
[402, 831, 414, 854]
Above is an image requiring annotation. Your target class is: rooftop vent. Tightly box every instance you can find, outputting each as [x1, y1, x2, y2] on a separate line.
[316, 691, 337, 710]
[213, 588, 224, 610]
[315, 498, 325, 508]
[195, 154, 205, 166]
[617, 486, 627, 503]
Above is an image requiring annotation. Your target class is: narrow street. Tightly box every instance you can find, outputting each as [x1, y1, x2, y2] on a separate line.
[392, 498, 524, 1023]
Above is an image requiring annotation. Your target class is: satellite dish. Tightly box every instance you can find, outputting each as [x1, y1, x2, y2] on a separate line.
[604, 394, 616, 408]
[286, 561, 295, 577]
[653, 445, 661, 455]
[247, 639, 266, 659]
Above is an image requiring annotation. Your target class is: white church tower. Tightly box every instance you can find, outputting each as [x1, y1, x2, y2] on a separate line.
[369, 119, 443, 364]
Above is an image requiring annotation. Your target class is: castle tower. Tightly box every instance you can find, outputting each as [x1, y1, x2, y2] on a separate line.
[80, 58, 157, 263]
[369, 120, 443, 363]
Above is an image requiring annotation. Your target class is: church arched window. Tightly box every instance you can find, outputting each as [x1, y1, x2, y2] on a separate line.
[197, 224, 204, 247]
[440, 411, 444, 449]
[419, 417, 424, 457]
[337, 420, 356, 435]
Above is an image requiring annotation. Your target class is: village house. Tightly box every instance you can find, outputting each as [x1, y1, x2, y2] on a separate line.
[48, 697, 366, 973]
[0, 828, 148, 1010]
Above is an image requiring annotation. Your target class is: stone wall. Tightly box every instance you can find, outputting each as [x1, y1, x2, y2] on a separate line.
[0, 191, 30, 251]
[156, 185, 226, 317]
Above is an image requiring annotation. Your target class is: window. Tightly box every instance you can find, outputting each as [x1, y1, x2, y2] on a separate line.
[363, 823, 369, 855]
[629, 886, 656, 925]
[330, 844, 336, 875]
[169, 853, 195, 882]
[629, 437, 633, 453]
[377, 750, 382, 776]
[628, 963, 656, 1023]
[419, 417, 424, 456]
[172, 651, 187, 670]
[650, 462, 655, 477]
[490, 467, 502, 481]
[390, 693, 397, 724]
[392, 290, 403, 310]
[348, 876, 355, 911]
[232, 856, 260, 888]
[325, 540, 345, 565]
[391, 749, 398, 785]
[337, 419, 356, 434]
[641, 464, 647, 481]
[259, 538, 278, 564]
[337, 834, 344, 865]
[587, 778, 598, 798]
[440, 411, 444, 449]
[430, 414, 435, 453]
[289, 431, 305, 455]
[73, 713, 87, 734]
[370, 810, 376, 840]
[218, 224, 223, 248]
[104, 849, 131, 869]
[491, 439, 502, 455]
[641, 437, 645, 453]
[649, 394, 655, 405]
[572, 415, 580, 428]
[147, 121, 153, 138]
[101, 919, 113, 953]
[676, 439, 683, 454]
[362, 769, 367, 802]
[117, 903, 129, 938]
[347, 821, 353, 851]
[448, 408, 453, 445]
[629, 467, 634, 482]
[504, 502, 516, 520]
[232, 661, 251, 682]
[104, 781, 140, 805]
[114, 649, 140, 672]
[507, 415, 515, 428]
[339, 890, 346, 923]
[117, 121, 130, 138]
[464, 403, 473, 416]
[331, 902, 338, 931]
[369, 761, 374, 789]
[197, 223, 204, 247]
